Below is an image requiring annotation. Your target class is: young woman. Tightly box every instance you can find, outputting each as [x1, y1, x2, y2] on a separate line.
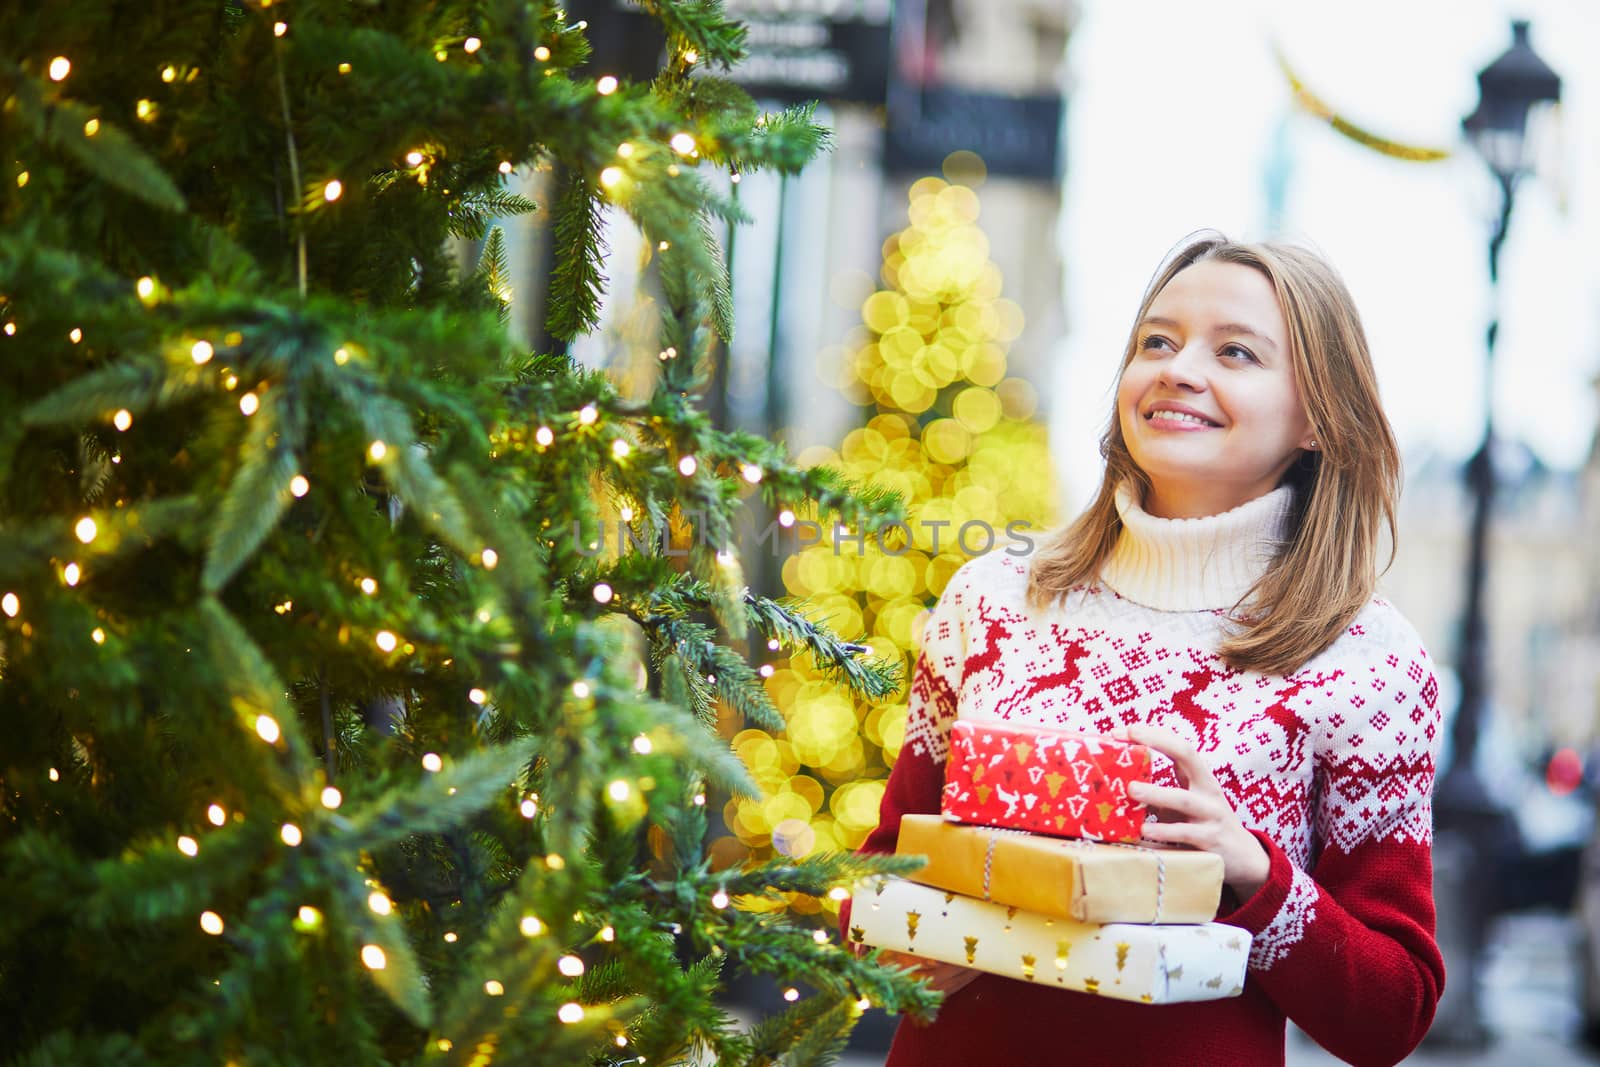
[850, 235, 1444, 1066]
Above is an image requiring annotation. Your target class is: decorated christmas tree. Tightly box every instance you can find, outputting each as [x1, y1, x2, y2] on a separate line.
[716, 174, 1059, 916]
[0, 2, 934, 1062]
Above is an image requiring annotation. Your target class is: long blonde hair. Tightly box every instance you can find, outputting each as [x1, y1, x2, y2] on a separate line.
[1026, 235, 1400, 676]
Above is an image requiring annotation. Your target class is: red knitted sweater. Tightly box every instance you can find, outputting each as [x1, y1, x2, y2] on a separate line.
[845, 487, 1444, 1066]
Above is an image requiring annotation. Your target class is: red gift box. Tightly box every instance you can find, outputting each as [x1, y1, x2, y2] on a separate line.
[940, 719, 1151, 842]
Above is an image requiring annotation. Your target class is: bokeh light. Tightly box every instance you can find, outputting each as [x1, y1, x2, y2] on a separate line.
[712, 171, 1059, 912]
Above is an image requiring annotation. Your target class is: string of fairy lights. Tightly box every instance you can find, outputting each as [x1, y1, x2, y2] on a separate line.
[710, 175, 1060, 919]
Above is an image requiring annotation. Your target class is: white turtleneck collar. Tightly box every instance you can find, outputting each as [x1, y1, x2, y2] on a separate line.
[1097, 482, 1294, 612]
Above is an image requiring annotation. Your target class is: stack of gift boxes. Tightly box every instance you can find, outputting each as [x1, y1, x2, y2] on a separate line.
[851, 720, 1252, 1005]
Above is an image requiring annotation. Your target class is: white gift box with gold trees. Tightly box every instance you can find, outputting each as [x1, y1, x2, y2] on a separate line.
[851, 878, 1251, 1005]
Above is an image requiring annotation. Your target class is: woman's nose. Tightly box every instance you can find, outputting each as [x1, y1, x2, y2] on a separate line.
[1158, 343, 1209, 391]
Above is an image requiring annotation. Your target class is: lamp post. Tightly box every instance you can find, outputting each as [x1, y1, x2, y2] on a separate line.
[1427, 19, 1561, 1047]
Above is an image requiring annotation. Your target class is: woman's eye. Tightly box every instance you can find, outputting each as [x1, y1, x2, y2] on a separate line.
[1139, 335, 1172, 352]
[1221, 343, 1258, 364]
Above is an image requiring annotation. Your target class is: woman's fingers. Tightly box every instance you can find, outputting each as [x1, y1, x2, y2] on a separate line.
[1118, 724, 1214, 791]
[1129, 780, 1211, 818]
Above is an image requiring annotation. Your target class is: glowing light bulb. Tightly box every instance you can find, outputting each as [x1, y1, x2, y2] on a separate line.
[48, 57, 71, 81]
[692, 793, 706, 806]
[616, 1035, 628, 1048]
[280, 823, 302, 846]
[238, 393, 259, 416]
[178, 835, 199, 856]
[741, 464, 763, 483]
[368, 440, 387, 461]
[83, 118, 100, 136]
[91, 627, 106, 645]
[361, 944, 386, 969]
[711, 890, 729, 909]
[520, 915, 543, 936]
[468, 687, 488, 706]
[558, 1003, 584, 1024]
[289, 475, 309, 498]
[1, 593, 17, 617]
[758, 664, 774, 678]
[421, 752, 443, 772]
[607, 780, 631, 802]
[480, 548, 498, 569]
[593, 583, 614, 604]
[200, 911, 224, 935]
[443, 931, 458, 943]
[632, 734, 652, 755]
[273, 21, 287, 36]
[677, 455, 697, 477]
[320, 786, 342, 809]
[405, 150, 423, 167]
[578, 404, 598, 425]
[813, 929, 829, 944]
[670, 133, 695, 155]
[600, 925, 616, 942]
[74, 516, 97, 544]
[617, 142, 634, 158]
[783, 988, 799, 1002]
[558, 954, 584, 977]
[207, 804, 226, 826]
[69, 327, 83, 343]
[374, 631, 398, 653]
[498, 161, 513, 175]
[113, 409, 132, 430]
[463, 36, 481, 53]
[136, 99, 156, 120]
[255, 714, 280, 743]
[359, 577, 377, 595]
[191, 340, 214, 364]
[368, 891, 392, 916]
[484, 980, 505, 996]
[161, 65, 177, 83]
[778, 510, 795, 528]
[546, 853, 566, 870]
[63, 563, 81, 587]
[337, 62, 351, 74]
[533, 46, 551, 61]
[571, 681, 591, 699]
[856, 997, 871, 1011]
[323, 179, 342, 202]
[535, 426, 554, 446]
[597, 75, 618, 94]
[611, 439, 630, 459]
[333, 346, 351, 365]
[298, 906, 322, 927]
[520, 797, 537, 818]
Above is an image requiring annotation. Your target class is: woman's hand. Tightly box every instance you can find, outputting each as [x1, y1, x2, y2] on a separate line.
[1115, 724, 1271, 900]
[873, 948, 983, 998]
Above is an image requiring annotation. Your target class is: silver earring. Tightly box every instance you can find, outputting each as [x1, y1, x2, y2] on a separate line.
[1308, 440, 1319, 450]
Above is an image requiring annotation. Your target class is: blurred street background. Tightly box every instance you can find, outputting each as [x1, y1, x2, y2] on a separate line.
[516, 0, 1600, 1059]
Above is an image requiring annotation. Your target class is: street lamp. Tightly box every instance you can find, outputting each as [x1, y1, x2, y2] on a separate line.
[1427, 19, 1561, 1048]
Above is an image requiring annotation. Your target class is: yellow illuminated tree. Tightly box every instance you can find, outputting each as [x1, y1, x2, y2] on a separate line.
[715, 175, 1060, 919]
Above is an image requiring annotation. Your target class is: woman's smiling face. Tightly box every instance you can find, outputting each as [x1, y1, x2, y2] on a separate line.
[1117, 260, 1316, 519]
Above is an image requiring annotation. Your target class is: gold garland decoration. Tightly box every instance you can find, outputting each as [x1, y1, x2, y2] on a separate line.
[1275, 44, 1452, 163]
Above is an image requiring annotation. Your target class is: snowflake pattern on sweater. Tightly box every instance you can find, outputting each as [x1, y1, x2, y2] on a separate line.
[861, 540, 1445, 1066]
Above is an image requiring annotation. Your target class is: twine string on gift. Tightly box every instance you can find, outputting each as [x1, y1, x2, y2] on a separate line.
[978, 827, 1169, 921]
[1108, 839, 1167, 922]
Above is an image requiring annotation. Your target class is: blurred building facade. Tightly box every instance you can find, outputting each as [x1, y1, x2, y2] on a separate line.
[1381, 436, 1600, 757]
